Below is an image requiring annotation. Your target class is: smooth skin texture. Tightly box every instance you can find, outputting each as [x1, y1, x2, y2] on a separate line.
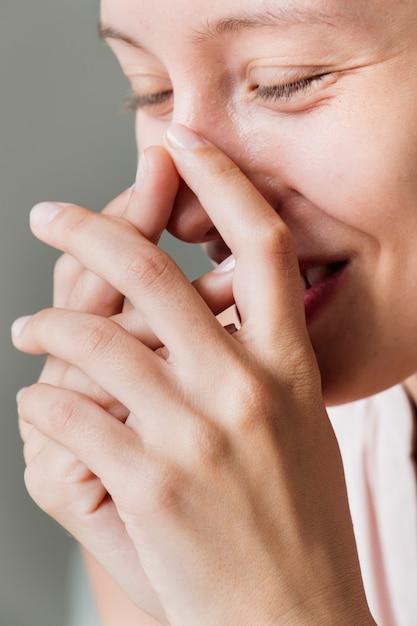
[12, 0, 417, 623]
[14, 134, 373, 625]
[101, 0, 417, 405]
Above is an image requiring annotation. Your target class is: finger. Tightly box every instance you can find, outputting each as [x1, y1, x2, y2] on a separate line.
[191, 263, 235, 317]
[39, 304, 166, 419]
[43, 167, 175, 394]
[29, 205, 226, 366]
[13, 309, 236, 458]
[12, 310, 176, 419]
[32, 151, 187, 362]
[19, 418, 44, 466]
[18, 383, 144, 505]
[57, 364, 129, 421]
[163, 124, 308, 356]
[46, 192, 129, 388]
[18, 387, 136, 584]
[17, 383, 165, 619]
[56, 149, 178, 312]
[124, 145, 179, 242]
[54, 187, 133, 311]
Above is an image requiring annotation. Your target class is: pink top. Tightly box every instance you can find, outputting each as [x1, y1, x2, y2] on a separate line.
[328, 386, 417, 625]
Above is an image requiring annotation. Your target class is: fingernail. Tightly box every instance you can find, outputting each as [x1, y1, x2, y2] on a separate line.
[30, 202, 69, 228]
[136, 151, 149, 186]
[16, 387, 28, 403]
[11, 315, 32, 338]
[213, 254, 235, 273]
[166, 124, 208, 150]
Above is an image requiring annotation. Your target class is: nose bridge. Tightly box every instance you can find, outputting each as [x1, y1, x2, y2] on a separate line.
[172, 89, 281, 207]
[170, 76, 280, 197]
[165, 80, 246, 243]
[171, 78, 242, 162]
[165, 75, 286, 244]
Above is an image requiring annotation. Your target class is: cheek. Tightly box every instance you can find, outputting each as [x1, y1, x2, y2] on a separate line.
[283, 115, 417, 238]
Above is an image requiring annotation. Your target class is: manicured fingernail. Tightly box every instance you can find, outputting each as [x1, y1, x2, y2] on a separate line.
[166, 124, 208, 150]
[16, 387, 28, 403]
[30, 202, 69, 228]
[11, 315, 32, 338]
[213, 254, 235, 273]
[136, 151, 149, 185]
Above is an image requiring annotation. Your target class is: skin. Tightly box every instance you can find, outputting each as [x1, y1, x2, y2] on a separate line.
[11, 0, 417, 624]
[100, 0, 417, 405]
[14, 145, 374, 626]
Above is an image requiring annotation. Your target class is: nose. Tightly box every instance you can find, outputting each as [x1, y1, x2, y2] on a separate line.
[166, 90, 264, 244]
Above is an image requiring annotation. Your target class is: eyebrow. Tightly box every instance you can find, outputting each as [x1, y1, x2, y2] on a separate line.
[99, 7, 340, 50]
[98, 24, 147, 50]
[193, 8, 340, 41]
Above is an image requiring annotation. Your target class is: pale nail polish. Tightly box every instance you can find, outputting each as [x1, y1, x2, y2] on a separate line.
[11, 315, 32, 338]
[16, 387, 28, 403]
[213, 254, 236, 273]
[30, 202, 68, 227]
[166, 124, 208, 150]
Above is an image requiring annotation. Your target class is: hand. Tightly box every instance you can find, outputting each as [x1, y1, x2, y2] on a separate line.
[39, 145, 181, 393]
[13, 125, 373, 625]
[17, 144, 235, 625]
[19, 146, 182, 624]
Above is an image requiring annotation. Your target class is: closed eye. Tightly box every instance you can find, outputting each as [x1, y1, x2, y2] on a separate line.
[254, 74, 327, 102]
[124, 89, 174, 112]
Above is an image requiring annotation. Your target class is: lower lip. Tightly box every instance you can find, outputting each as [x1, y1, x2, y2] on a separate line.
[303, 263, 348, 325]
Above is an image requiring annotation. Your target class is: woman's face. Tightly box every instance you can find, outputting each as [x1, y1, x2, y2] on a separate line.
[101, 0, 417, 404]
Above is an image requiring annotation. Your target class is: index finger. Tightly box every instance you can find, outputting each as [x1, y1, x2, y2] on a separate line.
[55, 146, 178, 312]
[54, 187, 132, 311]
[163, 124, 308, 354]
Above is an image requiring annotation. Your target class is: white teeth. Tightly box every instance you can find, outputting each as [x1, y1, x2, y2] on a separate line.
[304, 265, 333, 289]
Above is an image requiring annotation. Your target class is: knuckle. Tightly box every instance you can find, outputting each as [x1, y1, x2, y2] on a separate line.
[24, 457, 86, 517]
[49, 394, 81, 437]
[79, 318, 117, 360]
[140, 459, 187, 516]
[189, 420, 232, 470]
[258, 221, 297, 268]
[23, 462, 59, 514]
[83, 380, 124, 418]
[228, 366, 278, 435]
[61, 367, 116, 410]
[121, 246, 172, 294]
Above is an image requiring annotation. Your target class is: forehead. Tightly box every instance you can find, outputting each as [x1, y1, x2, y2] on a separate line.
[100, 0, 397, 37]
[100, 0, 416, 69]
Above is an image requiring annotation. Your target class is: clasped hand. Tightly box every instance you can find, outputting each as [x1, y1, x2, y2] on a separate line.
[12, 124, 372, 625]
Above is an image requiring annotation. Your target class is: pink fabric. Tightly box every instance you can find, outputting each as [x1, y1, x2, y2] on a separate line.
[328, 386, 417, 625]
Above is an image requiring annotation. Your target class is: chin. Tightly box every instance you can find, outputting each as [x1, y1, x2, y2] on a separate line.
[318, 352, 413, 408]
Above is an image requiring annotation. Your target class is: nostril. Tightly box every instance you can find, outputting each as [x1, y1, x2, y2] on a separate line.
[166, 182, 217, 243]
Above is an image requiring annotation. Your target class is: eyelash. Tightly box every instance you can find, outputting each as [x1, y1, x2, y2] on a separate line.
[254, 74, 326, 102]
[124, 74, 326, 112]
[124, 89, 173, 113]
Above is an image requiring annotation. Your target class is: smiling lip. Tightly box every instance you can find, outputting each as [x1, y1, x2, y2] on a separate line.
[206, 240, 349, 325]
[300, 260, 348, 324]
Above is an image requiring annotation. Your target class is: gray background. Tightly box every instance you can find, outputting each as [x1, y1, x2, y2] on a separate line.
[1, 2, 209, 625]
